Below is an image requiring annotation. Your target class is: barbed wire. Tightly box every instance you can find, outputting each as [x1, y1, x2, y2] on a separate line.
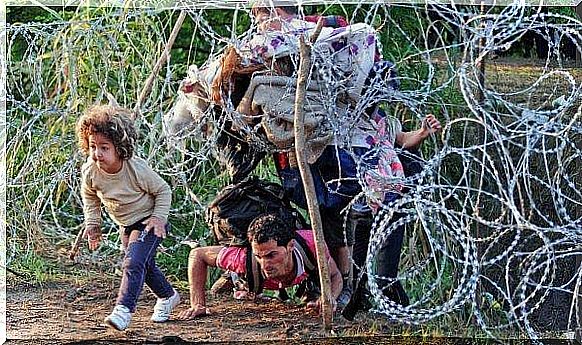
[5, 1, 582, 340]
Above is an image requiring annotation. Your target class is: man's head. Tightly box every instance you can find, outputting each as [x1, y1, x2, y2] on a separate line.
[247, 213, 296, 280]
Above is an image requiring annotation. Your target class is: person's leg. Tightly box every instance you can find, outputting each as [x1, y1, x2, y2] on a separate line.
[133, 225, 180, 322]
[328, 241, 352, 307]
[320, 207, 352, 277]
[143, 225, 174, 299]
[106, 227, 157, 331]
[116, 229, 161, 312]
[316, 146, 367, 306]
[342, 208, 374, 319]
[319, 207, 351, 266]
[375, 212, 409, 306]
[333, 246, 351, 278]
[350, 210, 372, 287]
[376, 220, 404, 279]
[115, 225, 180, 323]
[145, 262, 174, 299]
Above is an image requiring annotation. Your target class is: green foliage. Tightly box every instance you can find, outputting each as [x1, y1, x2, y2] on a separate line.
[11, 250, 58, 283]
[156, 240, 192, 281]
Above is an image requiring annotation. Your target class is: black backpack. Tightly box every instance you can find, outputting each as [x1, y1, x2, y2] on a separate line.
[206, 176, 307, 246]
[215, 124, 266, 184]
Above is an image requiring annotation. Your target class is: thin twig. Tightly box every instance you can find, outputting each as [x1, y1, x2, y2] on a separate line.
[69, 227, 85, 260]
[3, 265, 28, 278]
[134, 10, 187, 118]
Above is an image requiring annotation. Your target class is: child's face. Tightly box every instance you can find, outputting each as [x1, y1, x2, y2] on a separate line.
[89, 133, 122, 174]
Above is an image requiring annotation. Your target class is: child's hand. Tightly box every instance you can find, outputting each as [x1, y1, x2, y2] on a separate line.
[143, 216, 167, 239]
[84, 225, 102, 251]
[421, 114, 442, 135]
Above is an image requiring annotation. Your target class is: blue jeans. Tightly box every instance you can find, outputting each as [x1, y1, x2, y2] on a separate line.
[274, 146, 368, 246]
[116, 220, 174, 312]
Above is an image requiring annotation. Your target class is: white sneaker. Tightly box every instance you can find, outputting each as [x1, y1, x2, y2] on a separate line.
[151, 289, 180, 322]
[104, 305, 132, 331]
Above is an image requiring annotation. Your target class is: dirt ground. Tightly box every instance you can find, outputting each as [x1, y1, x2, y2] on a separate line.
[5, 276, 579, 345]
[10, 253, 569, 345]
[5, 271, 403, 344]
[5, 252, 579, 345]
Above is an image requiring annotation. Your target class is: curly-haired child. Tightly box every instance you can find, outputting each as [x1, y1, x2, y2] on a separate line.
[76, 104, 180, 331]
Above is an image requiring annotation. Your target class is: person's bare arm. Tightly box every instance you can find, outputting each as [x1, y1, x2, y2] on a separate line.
[395, 114, 442, 150]
[307, 252, 342, 312]
[177, 246, 223, 320]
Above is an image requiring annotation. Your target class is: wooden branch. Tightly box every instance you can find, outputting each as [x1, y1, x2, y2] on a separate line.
[2, 265, 27, 278]
[576, 3, 582, 67]
[293, 19, 333, 330]
[68, 228, 85, 260]
[133, 10, 187, 118]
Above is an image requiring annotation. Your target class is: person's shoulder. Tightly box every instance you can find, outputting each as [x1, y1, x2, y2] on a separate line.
[296, 230, 316, 244]
[81, 157, 97, 175]
[126, 156, 154, 172]
[126, 156, 168, 190]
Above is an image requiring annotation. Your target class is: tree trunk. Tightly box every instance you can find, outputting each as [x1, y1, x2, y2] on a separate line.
[576, 3, 582, 66]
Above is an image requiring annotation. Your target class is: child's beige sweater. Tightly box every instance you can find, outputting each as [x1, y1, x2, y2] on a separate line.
[81, 156, 171, 227]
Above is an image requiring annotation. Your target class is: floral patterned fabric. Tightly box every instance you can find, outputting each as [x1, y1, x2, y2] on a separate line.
[359, 111, 405, 211]
[241, 16, 404, 212]
[243, 19, 377, 101]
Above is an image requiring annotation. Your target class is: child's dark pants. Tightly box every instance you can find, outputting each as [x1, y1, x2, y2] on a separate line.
[116, 219, 174, 312]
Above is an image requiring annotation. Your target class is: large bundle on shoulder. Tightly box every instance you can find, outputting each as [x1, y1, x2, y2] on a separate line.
[238, 21, 379, 162]
[163, 58, 266, 183]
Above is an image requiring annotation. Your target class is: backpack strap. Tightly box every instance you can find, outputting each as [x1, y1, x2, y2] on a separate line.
[293, 233, 319, 282]
[293, 233, 322, 302]
[245, 245, 264, 294]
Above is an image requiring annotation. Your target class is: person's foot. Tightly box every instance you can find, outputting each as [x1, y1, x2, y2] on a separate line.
[336, 284, 353, 308]
[382, 281, 409, 307]
[341, 287, 372, 321]
[151, 289, 181, 322]
[104, 305, 132, 331]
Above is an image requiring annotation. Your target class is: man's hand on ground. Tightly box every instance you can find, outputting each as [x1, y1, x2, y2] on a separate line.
[176, 305, 210, 320]
[306, 296, 337, 314]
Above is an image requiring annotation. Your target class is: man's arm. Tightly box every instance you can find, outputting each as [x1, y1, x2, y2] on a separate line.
[395, 114, 442, 150]
[177, 246, 223, 320]
[307, 251, 342, 312]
